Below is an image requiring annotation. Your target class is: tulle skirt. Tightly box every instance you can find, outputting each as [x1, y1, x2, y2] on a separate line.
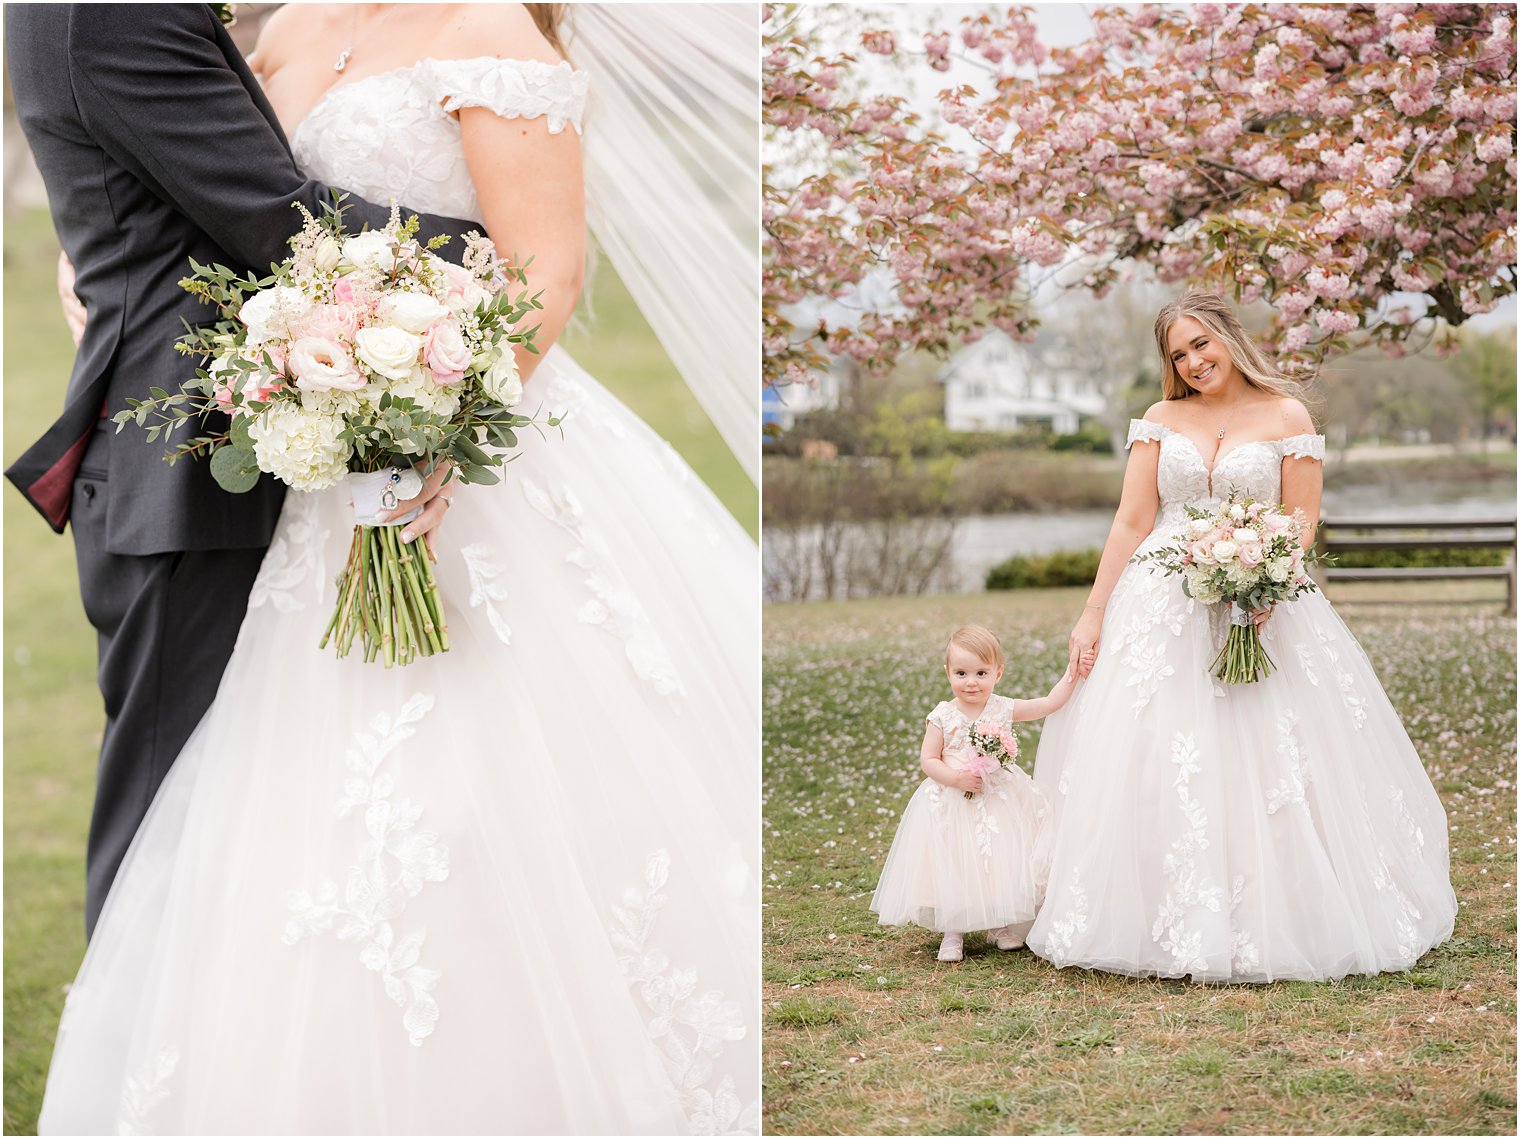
[1026, 551, 1456, 984]
[872, 766, 1051, 935]
[39, 349, 760, 1135]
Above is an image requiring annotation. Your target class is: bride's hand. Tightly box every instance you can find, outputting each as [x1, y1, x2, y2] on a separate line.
[386, 460, 456, 553]
[1250, 606, 1272, 628]
[1069, 606, 1103, 678]
[57, 252, 86, 346]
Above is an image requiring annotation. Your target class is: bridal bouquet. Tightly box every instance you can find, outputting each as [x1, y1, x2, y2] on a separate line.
[115, 199, 556, 667]
[963, 719, 1019, 799]
[1136, 494, 1322, 684]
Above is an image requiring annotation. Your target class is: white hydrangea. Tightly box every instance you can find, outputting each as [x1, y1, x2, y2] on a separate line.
[248, 402, 352, 491]
[385, 365, 463, 419]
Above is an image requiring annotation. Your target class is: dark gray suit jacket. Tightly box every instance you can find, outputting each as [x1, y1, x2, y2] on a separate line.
[6, 3, 476, 554]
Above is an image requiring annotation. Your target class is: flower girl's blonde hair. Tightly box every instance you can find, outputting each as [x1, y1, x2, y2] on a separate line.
[946, 625, 1004, 671]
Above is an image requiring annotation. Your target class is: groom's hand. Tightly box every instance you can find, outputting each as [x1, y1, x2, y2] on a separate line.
[385, 460, 457, 553]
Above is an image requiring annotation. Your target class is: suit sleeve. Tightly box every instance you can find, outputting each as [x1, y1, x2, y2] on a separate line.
[66, 4, 475, 269]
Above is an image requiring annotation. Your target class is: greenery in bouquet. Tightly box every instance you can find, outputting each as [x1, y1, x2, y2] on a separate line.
[1136, 494, 1326, 684]
[114, 196, 561, 667]
[963, 718, 1019, 799]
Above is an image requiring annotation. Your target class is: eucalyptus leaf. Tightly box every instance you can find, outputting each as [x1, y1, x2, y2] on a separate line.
[209, 445, 261, 494]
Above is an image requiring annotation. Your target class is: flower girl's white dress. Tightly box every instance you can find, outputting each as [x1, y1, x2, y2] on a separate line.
[1026, 421, 1456, 983]
[872, 693, 1052, 935]
[40, 59, 758, 1135]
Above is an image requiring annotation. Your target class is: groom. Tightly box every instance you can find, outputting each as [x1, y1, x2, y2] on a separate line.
[6, 4, 474, 937]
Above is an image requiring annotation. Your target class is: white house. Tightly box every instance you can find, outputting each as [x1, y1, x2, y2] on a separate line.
[766, 269, 904, 431]
[937, 329, 1105, 434]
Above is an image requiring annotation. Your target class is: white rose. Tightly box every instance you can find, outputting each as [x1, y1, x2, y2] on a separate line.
[1211, 539, 1239, 562]
[481, 349, 523, 406]
[458, 279, 492, 314]
[247, 402, 352, 491]
[1267, 558, 1291, 583]
[1228, 503, 1246, 521]
[1232, 527, 1259, 544]
[239, 286, 311, 344]
[312, 235, 342, 273]
[1188, 517, 1213, 539]
[342, 230, 395, 272]
[288, 336, 365, 392]
[384, 290, 451, 334]
[423, 317, 472, 383]
[354, 326, 423, 381]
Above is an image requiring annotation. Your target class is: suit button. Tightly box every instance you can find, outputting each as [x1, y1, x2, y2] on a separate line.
[81, 483, 96, 500]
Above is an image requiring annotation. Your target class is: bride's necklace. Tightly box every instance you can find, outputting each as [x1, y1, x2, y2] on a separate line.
[1198, 393, 1248, 441]
[334, 6, 388, 72]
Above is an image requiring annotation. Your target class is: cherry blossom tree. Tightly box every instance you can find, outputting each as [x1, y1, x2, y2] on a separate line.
[764, 3, 1517, 386]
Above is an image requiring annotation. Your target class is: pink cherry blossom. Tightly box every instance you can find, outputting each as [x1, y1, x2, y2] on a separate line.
[763, 3, 1516, 386]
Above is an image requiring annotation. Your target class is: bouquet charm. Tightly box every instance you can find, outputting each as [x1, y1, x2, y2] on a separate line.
[1136, 493, 1327, 684]
[117, 197, 561, 667]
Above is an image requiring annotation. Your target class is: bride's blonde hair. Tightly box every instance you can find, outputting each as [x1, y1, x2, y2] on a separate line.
[526, 5, 569, 60]
[1153, 289, 1306, 403]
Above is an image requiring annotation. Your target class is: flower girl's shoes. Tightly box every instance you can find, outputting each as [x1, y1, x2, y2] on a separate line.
[988, 925, 1025, 951]
[936, 932, 965, 962]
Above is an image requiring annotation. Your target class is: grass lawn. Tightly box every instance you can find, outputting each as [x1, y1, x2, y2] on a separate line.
[763, 585, 1517, 1135]
[1, 204, 754, 1134]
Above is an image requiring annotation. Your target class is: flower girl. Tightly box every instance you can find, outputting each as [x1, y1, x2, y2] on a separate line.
[871, 626, 1090, 961]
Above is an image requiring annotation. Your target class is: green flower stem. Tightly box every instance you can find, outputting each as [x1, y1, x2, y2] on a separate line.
[1211, 624, 1279, 684]
[394, 536, 442, 656]
[321, 522, 454, 667]
[418, 544, 450, 652]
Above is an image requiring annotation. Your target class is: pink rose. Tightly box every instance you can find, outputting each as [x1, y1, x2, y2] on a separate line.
[332, 278, 356, 305]
[423, 317, 471, 385]
[241, 363, 285, 405]
[212, 377, 237, 415]
[1188, 541, 1212, 564]
[298, 303, 361, 344]
[1238, 542, 1265, 568]
[288, 336, 365, 392]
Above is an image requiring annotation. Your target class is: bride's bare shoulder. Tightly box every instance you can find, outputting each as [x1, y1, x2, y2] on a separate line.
[248, 3, 340, 77]
[431, 4, 563, 66]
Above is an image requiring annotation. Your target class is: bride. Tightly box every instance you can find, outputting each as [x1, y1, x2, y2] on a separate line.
[39, 4, 759, 1134]
[1026, 289, 1456, 984]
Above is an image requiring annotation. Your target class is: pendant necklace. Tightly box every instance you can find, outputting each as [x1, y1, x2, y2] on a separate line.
[334, 7, 381, 72]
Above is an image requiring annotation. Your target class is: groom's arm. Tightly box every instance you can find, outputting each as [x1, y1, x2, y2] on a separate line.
[65, 4, 474, 269]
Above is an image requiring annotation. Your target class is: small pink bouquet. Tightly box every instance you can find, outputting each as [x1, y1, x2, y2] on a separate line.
[1137, 493, 1324, 684]
[962, 719, 1020, 799]
[116, 198, 559, 667]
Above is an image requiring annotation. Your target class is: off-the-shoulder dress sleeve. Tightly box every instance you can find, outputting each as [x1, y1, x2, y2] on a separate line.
[430, 57, 588, 135]
[1126, 419, 1168, 449]
[1279, 434, 1326, 461]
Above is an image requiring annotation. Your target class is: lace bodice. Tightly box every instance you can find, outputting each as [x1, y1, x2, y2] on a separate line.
[1126, 419, 1324, 532]
[291, 57, 588, 224]
[928, 694, 1016, 771]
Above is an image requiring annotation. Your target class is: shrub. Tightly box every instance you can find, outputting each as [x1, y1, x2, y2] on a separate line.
[986, 548, 1102, 590]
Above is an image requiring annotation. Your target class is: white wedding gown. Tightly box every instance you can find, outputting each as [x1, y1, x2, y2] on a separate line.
[1026, 420, 1457, 983]
[40, 58, 759, 1136]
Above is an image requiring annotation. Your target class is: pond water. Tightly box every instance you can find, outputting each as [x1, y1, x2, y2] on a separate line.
[764, 483, 1516, 601]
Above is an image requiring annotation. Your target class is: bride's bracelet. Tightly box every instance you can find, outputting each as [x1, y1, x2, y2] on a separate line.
[1083, 603, 1105, 612]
